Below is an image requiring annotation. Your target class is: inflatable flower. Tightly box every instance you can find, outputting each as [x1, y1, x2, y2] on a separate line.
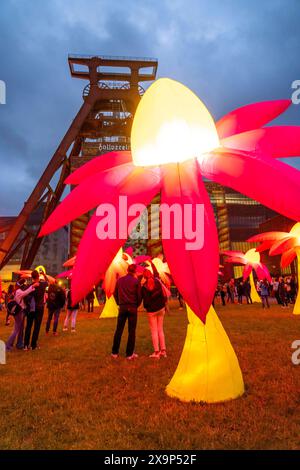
[222, 249, 271, 302]
[40, 78, 300, 403]
[40, 78, 300, 322]
[248, 222, 300, 314]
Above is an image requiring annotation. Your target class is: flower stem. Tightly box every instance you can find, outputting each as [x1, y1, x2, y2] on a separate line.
[166, 306, 244, 403]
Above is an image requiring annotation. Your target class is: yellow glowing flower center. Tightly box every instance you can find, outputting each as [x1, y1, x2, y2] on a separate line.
[244, 249, 260, 264]
[131, 78, 220, 167]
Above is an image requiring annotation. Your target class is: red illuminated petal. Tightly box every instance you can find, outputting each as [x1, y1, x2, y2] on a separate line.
[200, 149, 300, 222]
[40, 163, 134, 236]
[71, 167, 161, 304]
[221, 126, 300, 158]
[161, 160, 219, 323]
[216, 100, 291, 139]
[281, 249, 297, 268]
[65, 151, 132, 185]
[243, 264, 252, 280]
[269, 237, 296, 256]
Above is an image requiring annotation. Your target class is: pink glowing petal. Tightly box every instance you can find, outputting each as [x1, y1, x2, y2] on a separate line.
[221, 126, 300, 158]
[65, 151, 132, 185]
[221, 250, 245, 259]
[71, 167, 161, 304]
[56, 269, 73, 279]
[161, 160, 219, 323]
[125, 246, 134, 257]
[255, 240, 274, 253]
[243, 264, 252, 280]
[224, 256, 247, 265]
[269, 237, 296, 256]
[63, 256, 76, 268]
[200, 149, 300, 222]
[134, 254, 151, 264]
[248, 232, 289, 243]
[40, 163, 134, 236]
[281, 249, 297, 268]
[255, 263, 271, 282]
[216, 100, 291, 139]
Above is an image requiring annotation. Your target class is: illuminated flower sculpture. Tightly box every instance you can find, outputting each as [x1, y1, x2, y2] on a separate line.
[222, 249, 272, 303]
[59, 250, 133, 318]
[248, 222, 300, 314]
[41, 78, 300, 403]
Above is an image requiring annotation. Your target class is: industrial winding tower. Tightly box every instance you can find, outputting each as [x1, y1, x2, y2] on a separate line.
[0, 55, 158, 269]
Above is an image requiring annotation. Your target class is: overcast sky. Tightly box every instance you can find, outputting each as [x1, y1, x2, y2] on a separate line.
[0, 0, 299, 215]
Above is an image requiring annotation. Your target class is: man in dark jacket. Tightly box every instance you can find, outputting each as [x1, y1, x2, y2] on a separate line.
[111, 264, 141, 360]
[46, 282, 66, 335]
[24, 269, 48, 350]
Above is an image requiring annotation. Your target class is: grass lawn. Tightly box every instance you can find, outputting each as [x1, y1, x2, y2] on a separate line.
[0, 300, 300, 450]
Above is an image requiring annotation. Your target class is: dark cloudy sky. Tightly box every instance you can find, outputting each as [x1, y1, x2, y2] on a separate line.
[0, 0, 299, 215]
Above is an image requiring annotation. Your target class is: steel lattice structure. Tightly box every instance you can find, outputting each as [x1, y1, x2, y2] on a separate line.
[0, 55, 158, 269]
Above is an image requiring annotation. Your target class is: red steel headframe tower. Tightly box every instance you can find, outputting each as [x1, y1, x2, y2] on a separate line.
[0, 55, 158, 268]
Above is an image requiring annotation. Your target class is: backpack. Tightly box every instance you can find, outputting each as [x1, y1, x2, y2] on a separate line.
[7, 300, 22, 317]
[157, 279, 171, 301]
[48, 291, 57, 303]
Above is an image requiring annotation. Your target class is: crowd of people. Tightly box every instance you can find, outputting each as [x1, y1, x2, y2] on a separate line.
[2, 269, 83, 352]
[1, 265, 298, 358]
[1, 262, 170, 360]
[214, 275, 298, 309]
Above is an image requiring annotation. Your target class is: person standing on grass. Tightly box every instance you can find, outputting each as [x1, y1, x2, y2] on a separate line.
[272, 277, 281, 305]
[237, 281, 244, 304]
[46, 281, 66, 336]
[278, 277, 288, 307]
[6, 279, 38, 352]
[4, 284, 14, 325]
[259, 280, 270, 309]
[63, 289, 79, 333]
[220, 284, 226, 306]
[243, 279, 252, 304]
[86, 289, 95, 313]
[227, 279, 235, 303]
[24, 269, 48, 351]
[111, 264, 142, 360]
[141, 268, 167, 359]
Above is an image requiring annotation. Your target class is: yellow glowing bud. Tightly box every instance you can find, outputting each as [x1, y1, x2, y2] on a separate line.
[244, 248, 260, 264]
[131, 78, 220, 166]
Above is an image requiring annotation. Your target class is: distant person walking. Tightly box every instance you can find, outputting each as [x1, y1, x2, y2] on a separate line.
[63, 289, 79, 333]
[243, 280, 252, 304]
[278, 277, 289, 307]
[237, 282, 244, 304]
[46, 282, 66, 335]
[111, 264, 141, 360]
[260, 280, 270, 309]
[141, 268, 167, 359]
[86, 289, 95, 313]
[272, 278, 281, 304]
[220, 284, 226, 306]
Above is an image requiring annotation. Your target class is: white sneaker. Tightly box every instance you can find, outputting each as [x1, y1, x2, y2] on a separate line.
[71, 328, 76, 333]
[63, 327, 68, 331]
[127, 353, 138, 360]
[111, 353, 119, 359]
